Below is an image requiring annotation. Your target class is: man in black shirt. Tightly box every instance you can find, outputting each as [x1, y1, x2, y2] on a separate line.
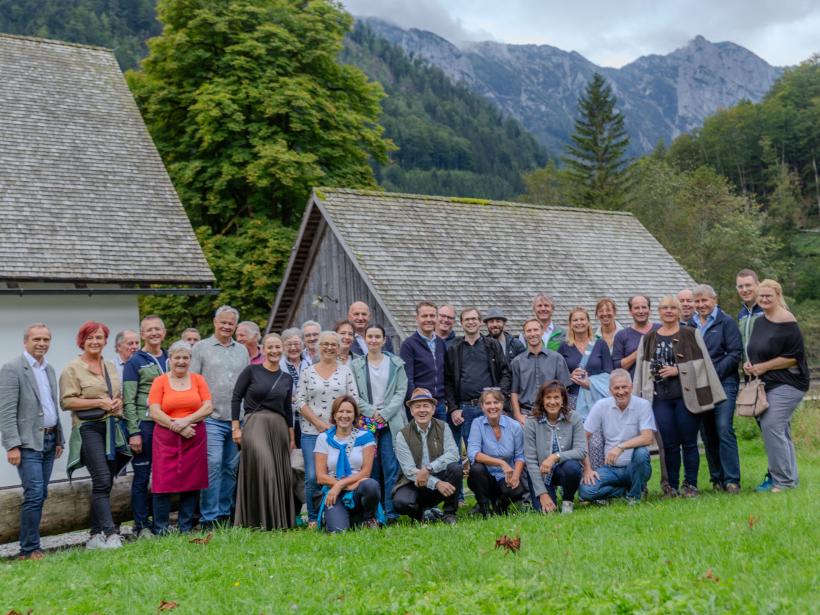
[445, 307, 511, 449]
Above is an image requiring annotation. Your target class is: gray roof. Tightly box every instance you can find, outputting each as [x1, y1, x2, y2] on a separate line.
[273, 188, 696, 336]
[0, 35, 214, 285]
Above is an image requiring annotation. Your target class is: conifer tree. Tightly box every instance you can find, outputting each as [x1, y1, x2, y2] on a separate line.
[563, 73, 631, 209]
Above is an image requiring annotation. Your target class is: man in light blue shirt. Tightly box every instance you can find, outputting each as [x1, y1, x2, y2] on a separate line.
[579, 369, 656, 504]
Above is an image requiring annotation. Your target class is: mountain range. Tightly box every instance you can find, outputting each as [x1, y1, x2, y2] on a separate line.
[360, 18, 784, 156]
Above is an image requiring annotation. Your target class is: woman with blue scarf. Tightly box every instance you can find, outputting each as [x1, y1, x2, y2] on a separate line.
[314, 395, 381, 532]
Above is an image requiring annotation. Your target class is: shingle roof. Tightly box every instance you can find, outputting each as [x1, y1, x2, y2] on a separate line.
[280, 188, 695, 336]
[0, 34, 214, 285]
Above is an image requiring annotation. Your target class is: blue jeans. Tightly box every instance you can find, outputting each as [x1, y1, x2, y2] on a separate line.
[130, 420, 155, 532]
[200, 418, 239, 523]
[301, 433, 319, 522]
[17, 432, 57, 555]
[456, 403, 484, 451]
[372, 429, 399, 519]
[653, 397, 701, 489]
[701, 379, 741, 486]
[323, 478, 381, 533]
[154, 490, 199, 534]
[579, 447, 652, 501]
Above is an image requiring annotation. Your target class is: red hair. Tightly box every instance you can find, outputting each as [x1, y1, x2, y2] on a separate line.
[76, 321, 110, 350]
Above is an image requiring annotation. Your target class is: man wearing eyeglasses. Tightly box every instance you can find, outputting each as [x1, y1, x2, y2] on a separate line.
[445, 307, 511, 448]
[435, 304, 457, 350]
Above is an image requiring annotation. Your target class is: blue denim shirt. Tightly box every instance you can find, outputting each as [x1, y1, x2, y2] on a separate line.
[467, 414, 524, 481]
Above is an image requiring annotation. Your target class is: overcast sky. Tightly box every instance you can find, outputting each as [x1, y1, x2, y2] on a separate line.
[342, 0, 818, 67]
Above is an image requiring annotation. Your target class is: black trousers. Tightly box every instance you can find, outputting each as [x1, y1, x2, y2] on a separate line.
[80, 421, 118, 536]
[393, 462, 463, 519]
[468, 462, 526, 511]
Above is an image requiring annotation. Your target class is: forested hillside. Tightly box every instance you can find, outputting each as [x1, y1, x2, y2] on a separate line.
[342, 23, 547, 199]
[0, 0, 159, 69]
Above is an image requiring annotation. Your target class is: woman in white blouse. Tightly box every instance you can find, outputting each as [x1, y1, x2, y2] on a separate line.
[295, 331, 358, 528]
[315, 395, 380, 532]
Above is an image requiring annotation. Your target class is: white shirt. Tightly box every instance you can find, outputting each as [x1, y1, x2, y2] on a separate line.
[23, 351, 58, 428]
[314, 428, 374, 478]
[367, 356, 391, 409]
[584, 395, 656, 467]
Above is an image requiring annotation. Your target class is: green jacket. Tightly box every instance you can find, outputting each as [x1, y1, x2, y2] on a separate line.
[350, 352, 408, 442]
[123, 349, 168, 436]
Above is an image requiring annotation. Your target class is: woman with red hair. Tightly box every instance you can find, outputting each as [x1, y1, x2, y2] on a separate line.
[60, 321, 131, 550]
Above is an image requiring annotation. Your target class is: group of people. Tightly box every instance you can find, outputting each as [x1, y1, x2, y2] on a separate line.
[0, 268, 810, 559]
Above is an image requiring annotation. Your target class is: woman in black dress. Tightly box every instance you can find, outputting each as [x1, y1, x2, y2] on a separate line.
[744, 279, 809, 492]
[231, 333, 296, 529]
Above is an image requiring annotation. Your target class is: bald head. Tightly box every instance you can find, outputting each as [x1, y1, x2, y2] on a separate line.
[348, 301, 371, 335]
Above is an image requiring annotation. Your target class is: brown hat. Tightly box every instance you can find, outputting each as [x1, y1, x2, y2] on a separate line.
[405, 387, 436, 408]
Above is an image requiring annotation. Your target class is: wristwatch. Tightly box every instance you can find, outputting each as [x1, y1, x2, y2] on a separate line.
[555, 452, 561, 461]
[425, 464, 434, 473]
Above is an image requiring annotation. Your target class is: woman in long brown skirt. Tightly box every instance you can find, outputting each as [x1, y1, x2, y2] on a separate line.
[231, 334, 297, 530]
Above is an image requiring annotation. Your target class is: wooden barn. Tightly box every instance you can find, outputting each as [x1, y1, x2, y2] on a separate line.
[267, 188, 695, 340]
[0, 34, 214, 540]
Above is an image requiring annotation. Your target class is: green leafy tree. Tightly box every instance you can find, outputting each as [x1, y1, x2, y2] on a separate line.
[517, 160, 570, 205]
[127, 0, 393, 229]
[629, 158, 785, 309]
[140, 217, 296, 336]
[563, 73, 631, 210]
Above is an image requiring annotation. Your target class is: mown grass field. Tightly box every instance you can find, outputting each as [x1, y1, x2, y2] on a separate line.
[3, 404, 818, 614]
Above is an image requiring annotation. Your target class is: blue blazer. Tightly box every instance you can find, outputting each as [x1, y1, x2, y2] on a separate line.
[399, 332, 446, 401]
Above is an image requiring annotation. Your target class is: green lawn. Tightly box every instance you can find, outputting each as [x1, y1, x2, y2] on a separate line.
[3, 406, 818, 614]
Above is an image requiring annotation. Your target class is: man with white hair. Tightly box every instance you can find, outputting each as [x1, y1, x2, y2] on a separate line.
[191, 305, 249, 529]
[301, 320, 321, 365]
[520, 293, 566, 351]
[112, 329, 140, 385]
[235, 321, 264, 364]
[692, 283, 743, 493]
[579, 369, 656, 504]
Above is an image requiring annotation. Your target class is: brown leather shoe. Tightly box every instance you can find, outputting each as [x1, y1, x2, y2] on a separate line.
[28, 550, 45, 560]
[725, 483, 740, 494]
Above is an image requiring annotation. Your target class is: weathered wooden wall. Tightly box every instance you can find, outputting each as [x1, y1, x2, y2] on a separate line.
[289, 225, 402, 346]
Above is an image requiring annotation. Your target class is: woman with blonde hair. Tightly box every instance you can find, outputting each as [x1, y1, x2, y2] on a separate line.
[635, 297, 725, 497]
[232, 333, 298, 530]
[744, 279, 809, 492]
[296, 331, 358, 527]
[558, 307, 612, 415]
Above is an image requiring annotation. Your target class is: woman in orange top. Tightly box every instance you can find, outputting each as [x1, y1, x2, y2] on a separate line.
[148, 341, 213, 533]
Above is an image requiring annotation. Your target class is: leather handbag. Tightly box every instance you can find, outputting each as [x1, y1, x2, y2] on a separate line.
[76, 363, 114, 421]
[736, 378, 769, 417]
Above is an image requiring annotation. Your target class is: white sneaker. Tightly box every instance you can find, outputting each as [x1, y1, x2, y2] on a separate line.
[102, 534, 123, 549]
[85, 534, 106, 550]
[138, 528, 155, 540]
[561, 501, 574, 514]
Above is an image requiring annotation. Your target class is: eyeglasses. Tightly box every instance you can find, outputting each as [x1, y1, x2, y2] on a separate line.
[320, 343, 339, 349]
[438, 314, 455, 321]
[482, 387, 501, 392]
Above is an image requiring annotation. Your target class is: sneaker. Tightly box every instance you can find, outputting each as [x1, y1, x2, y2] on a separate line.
[137, 528, 155, 540]
[755, 474, 774, 492]
[662, 484, 678, 498]
[102, 534, 123, 549]
[592, 499, 610, 507]
[28, 550, 45, 561]
[626, 497, 640, 506]
[561, 501, 574, 514]
[712, 482, 725, 492]
[725, 483, 740, 494]
[681, 483, 699, 498]
[86, 533, 106, 550]
[441, 514, 458, 525]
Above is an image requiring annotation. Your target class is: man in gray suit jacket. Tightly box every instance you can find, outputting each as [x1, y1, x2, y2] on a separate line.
[0, 323, 64, 560]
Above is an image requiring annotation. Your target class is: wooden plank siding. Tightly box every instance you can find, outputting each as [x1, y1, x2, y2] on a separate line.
[284, 221, 402, 349]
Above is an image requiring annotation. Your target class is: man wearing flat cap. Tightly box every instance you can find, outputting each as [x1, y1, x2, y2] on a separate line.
[392, 388, 462, 525]
[484, 307, 525, 364]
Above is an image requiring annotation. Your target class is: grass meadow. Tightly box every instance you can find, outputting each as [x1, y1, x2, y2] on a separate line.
[2, 403, 818, 614]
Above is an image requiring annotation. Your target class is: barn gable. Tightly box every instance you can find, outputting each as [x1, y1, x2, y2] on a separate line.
[268, 188, 696, 336]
